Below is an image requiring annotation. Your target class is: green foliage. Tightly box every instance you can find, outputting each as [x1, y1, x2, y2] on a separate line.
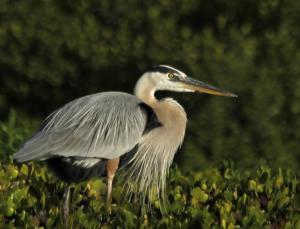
[1, 0, 300, 171]
[0, 116, 299, 228]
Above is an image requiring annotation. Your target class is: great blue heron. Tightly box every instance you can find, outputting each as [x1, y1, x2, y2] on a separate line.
[14, 65, 236, 222]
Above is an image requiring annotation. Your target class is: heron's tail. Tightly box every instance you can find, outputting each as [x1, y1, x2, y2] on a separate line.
[14, 132, 50, 162]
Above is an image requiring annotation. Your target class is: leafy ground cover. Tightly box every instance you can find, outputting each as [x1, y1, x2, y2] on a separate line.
[0, 112, 299, 228]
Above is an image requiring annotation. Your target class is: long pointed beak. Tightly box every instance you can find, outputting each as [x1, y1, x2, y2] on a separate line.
[181, 77, 237, 97]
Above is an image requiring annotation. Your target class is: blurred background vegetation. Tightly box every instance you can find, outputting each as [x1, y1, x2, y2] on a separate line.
[1, 0, 300, 172]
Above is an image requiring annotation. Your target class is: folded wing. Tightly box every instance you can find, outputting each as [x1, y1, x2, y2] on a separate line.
[14, 92, 147, 162]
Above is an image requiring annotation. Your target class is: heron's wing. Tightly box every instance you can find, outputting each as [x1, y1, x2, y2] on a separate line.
[14, 92, 148, 162]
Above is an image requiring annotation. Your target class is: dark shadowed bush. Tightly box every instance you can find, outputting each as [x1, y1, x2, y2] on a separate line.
[1, 0, 300, 171]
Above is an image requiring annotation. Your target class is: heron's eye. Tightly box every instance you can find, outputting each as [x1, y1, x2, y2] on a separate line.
[168, 72, 175, 79]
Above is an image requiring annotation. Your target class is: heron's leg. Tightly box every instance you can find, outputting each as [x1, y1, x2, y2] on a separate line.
[106, 158, 120, 213]
[63, 186, 71, 226]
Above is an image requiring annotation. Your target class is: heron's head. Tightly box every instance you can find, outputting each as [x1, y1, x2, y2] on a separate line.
[136, 65, 237, 98]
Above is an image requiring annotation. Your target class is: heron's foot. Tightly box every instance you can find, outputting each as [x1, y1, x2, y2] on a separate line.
[63, 204, 69, 227]
[63, 186, 71, 228]
[106, 198, 112, 214]
[107, 204, 112, 215]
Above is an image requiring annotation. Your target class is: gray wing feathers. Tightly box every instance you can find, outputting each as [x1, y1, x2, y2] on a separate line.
[14, 92, 146, 162]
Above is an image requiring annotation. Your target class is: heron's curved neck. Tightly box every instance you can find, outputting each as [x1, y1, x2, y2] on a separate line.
[134, 74, 157, 104]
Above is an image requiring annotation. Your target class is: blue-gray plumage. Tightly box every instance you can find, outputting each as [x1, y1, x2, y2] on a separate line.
[15, 92, 149, 162]
[14, 65, 237, 222]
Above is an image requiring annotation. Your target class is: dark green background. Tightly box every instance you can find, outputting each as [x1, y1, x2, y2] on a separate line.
[1, 0, 300, 171]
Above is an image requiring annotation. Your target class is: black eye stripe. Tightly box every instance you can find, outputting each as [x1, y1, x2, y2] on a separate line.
[150, 65, 182, 75]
